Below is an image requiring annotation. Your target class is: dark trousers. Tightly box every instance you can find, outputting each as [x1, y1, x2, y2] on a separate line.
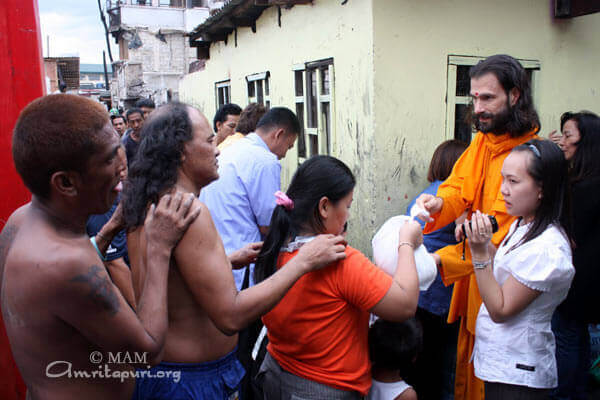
[259, 352, 361, 400]
[412, 307, 459, 400]
[551, 309, 590, 400]
[485, 382, 551, 400]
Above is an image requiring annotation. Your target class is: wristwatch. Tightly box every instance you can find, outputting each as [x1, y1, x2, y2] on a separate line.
[473, 258, 492, 269]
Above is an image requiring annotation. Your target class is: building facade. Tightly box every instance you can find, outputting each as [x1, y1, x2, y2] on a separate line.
[106, 0, 220, 108]
[179, 0, 600, 255]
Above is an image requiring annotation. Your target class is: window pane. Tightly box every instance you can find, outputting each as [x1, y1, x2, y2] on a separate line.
[265, 78, 269, 96]
[321, 102, 330, 154]
[224, 86, 230, 104]
[296, 103, 306, 158]
[320, 67, 330, 95]
[295, 70, 303, 96]
[307, 69, 318, 128]
[218, 87, 224, 107]
[247, 81, 255, 98]
[309, 133, 319, 157]
[257, 80, 264, 105]
[456, 65, 471, 97]
[526, 69, 533, 85]
[454, 104, 473, 143]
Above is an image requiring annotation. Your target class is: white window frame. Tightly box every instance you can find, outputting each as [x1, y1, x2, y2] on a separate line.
[215, 80, 230, 110]
[246, 71, 271, 109]
[293, 58, 334, 163]
[445, 55, 540, 142]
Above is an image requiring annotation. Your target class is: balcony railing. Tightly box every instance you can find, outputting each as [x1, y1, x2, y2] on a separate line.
[159, 0, 185, 7]
[107, 0, 206, 8]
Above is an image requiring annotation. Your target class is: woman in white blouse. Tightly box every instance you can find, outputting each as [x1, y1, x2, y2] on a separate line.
[463, 139, 574, 399]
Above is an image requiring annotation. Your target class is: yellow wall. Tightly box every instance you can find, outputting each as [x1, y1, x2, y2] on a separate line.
[181, 0, 600, 255]
[180, 0, 378, 252]
[371, 0, 600, 244]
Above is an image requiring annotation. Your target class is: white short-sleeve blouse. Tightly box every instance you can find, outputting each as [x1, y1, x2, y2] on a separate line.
[473, 220, 574, 388]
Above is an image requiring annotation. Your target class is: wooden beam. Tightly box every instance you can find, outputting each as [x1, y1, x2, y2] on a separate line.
[230, 16, 256, 27]
[201, 30, 230, 42]
[196, 45, 209, 60]
[189, 29, 203, 41]
[555, 0, 600, 18]
[219, 17, 236, 29]
[254, 0, 311, 5]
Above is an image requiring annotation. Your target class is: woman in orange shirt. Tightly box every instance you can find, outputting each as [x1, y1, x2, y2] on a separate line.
[254, 155, 423, 399]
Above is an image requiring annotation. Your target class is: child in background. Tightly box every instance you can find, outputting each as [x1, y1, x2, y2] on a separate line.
[368, 318, 422, 400]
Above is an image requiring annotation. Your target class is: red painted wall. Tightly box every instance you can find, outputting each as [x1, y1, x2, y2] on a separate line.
[0, 0, 44, 398]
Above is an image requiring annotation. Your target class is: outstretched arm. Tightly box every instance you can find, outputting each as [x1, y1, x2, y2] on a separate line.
[174, 200, 347, 335]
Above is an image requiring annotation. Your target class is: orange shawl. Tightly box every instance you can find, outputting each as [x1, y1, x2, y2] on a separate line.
[424, 129, 538, 400]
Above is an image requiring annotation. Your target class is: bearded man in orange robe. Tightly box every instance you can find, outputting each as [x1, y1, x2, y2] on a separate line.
[416, 54, 539, 400]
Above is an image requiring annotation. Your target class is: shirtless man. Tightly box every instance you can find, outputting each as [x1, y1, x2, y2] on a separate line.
[0, 94, 200, 400]
[123, 102, 347, 399]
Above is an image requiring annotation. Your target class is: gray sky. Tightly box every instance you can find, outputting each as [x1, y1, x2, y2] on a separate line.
[38, 0, 118, 64]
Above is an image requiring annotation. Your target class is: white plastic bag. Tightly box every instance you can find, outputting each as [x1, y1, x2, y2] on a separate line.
[372, 215, 437, 291]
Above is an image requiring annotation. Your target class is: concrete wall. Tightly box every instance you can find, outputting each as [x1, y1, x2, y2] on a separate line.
[120, 5, 209, 31]
[180, 0, 600, 256]
[113, 29, 195, 106]
[371, 0, 600, 239]
[121, 6, 185, 30]
[180, 0, 377, 252]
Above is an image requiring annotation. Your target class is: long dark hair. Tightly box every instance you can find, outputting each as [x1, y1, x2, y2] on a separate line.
[560, 111, 600, 183]
[468, 54, 540, 137]
[254, 155, 355, 283]
[122, 102, 194, 229]
[509, 139, 572, 250]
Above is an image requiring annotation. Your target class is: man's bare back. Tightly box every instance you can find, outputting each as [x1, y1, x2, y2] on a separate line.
[129, 201, 238, 364]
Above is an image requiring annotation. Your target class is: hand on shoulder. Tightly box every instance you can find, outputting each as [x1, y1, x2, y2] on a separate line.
[295, 234, 347, 273]
[144, 191, 201, 250]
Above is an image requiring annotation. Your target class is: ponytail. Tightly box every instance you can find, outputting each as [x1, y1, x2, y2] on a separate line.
[253, 155, 356, 283]
[255, 205, 294, 282]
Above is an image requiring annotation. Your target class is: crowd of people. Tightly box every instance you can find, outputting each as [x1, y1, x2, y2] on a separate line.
[1, 53, 599, 400]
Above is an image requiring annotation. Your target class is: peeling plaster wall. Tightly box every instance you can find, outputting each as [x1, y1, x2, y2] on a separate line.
[372, 0, 600, 240]
[180, 0, 600, 257]
[180, 0, 377, 254]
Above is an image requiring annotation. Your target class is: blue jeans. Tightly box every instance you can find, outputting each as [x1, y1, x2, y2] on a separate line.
[551, 309, 590, 400]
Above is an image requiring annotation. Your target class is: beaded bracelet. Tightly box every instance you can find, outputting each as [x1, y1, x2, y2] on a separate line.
[398, 241, 414, 250]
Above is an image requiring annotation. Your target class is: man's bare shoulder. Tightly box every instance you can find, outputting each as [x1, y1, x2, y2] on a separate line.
[0, 205, 27, 260]
[172, 198, 230, 280]
[6, 224, 117, 308]
[177, 199, 218, 248]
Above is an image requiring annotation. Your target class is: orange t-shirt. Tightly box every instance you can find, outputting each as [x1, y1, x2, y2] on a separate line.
[262, 246, 393, 395]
